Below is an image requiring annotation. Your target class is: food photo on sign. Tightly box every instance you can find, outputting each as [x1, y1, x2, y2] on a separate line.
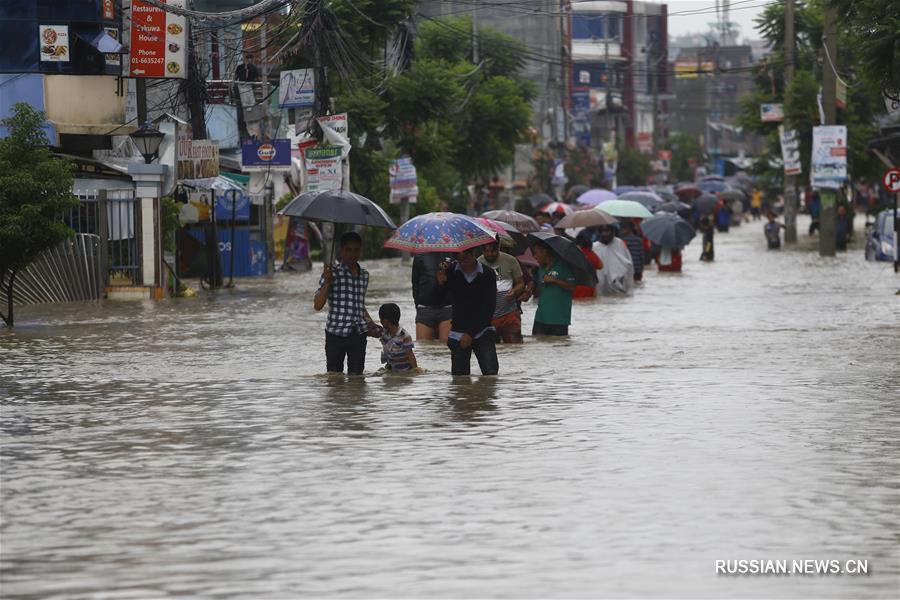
[39, 25, 70, 62]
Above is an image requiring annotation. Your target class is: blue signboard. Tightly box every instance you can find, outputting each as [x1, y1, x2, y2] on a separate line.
[572, 90, 590, 116]
[241, 139, 292, 171]
[186, 227, 266, 277]
[214, 189, 250, 221]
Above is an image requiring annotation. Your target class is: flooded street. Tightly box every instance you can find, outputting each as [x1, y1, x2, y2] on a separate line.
[2, 217, 898, 598]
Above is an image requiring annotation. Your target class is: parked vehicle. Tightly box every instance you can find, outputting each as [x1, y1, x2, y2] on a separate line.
[864, 208, 898, 262]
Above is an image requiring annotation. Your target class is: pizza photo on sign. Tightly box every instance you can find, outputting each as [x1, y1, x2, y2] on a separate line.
[167, 62, 181, 74]
[42, 28, 57, 44]
[167, 23, 183, 35]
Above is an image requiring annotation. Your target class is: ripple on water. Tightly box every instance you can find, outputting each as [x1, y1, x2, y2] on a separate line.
[1, 218, 898, 598]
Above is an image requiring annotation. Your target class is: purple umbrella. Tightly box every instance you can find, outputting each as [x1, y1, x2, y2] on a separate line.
[383, 212, 496, 253]
[576, 188, 617, 205]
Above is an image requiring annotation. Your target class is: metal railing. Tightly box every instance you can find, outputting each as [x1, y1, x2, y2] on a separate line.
[70, 190, 141, 287]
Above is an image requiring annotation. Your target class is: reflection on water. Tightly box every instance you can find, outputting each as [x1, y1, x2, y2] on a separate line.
[1, 217, 898, 598]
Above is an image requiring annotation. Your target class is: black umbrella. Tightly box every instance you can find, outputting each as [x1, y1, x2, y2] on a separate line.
[565, 184, 589, 204]
[694, 193, 720, 214]
[655, 200, 693, 221]
[529, 192, 555, 209]
[527, 231, 598, 285]
[280, 189, 396, 229]
[640, 213, 696, 249]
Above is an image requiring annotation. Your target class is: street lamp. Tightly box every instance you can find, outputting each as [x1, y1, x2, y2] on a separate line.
[130, 123, 165, 164]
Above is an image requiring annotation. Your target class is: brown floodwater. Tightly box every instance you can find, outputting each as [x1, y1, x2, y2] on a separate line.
[1, 216, 898, 598]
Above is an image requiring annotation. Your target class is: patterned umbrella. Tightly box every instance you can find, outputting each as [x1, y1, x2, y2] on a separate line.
[576, 188, 617, 205]
[592, 199, 653, 219]
[383, 212, 496, 253]
[481, 210, 539, 233]
[538, 202, 574, 216]
[476, 217, 515, 246]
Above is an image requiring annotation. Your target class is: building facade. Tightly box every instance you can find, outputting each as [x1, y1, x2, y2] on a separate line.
[569, 0, 668, 153]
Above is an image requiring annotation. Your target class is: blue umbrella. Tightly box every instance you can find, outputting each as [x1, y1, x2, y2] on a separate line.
[383, 212, 496, 253]
[697, 180, 728, 193]
[694, 193, 720, 214]
[640, 213, 696, 249]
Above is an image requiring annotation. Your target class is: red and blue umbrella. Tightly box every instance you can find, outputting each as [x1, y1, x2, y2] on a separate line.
[383, 212, 497, 253]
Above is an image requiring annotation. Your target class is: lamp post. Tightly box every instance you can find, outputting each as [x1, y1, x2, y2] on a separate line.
[128, 123, 169, 299]
[130, 123, 165, 164]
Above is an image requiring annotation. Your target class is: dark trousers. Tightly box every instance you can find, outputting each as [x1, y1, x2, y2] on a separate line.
[532, 321, 569, 336]
[325, 332, 367, 374]
[448, 331, 499, 376]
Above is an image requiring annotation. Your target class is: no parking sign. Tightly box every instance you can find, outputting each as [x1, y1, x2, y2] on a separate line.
[882, 167, 900, 193]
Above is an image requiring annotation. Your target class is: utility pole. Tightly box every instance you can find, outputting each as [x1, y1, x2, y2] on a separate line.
[472, 0, 479, 64]
[783, 0, 798, 243]
[650, 40, 659, 157]
[819, 4, 838, 257]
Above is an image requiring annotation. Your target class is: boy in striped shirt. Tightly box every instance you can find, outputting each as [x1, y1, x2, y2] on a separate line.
[378, 303, 417, 372]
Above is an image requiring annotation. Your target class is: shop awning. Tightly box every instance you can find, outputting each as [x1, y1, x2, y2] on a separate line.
[77, 31, 127, 54]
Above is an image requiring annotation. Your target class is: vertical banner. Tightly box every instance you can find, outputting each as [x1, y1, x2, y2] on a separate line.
[129, 0, 186, 78]
[389, 157, 418, 204]
[779, 126, 802, 176]
[304, 146, 343, 192]
[811, 125, 848, 189]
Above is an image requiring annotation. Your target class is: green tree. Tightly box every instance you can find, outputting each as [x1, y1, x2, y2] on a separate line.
[832, 0, 900, 98]
[616, 146, 651, 186]
[666, 133, 703, 182]
[739, 0, 888, 190]
[0, 103, 77, 327]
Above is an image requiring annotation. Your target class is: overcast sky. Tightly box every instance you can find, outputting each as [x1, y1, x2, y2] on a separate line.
[649, 0, 771, 40]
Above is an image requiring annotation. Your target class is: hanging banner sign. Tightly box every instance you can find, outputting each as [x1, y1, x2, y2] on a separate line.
[779, 126, 802, 176]
[176, 124, 220, 180]
[389, 156, 418, 204]
[102, 0, 115, 20]
[241, 139, 292, 171]
[760, 103, 784, 122]
[304, 146, 343, 192]
[39, 25, 70, 62]
[278, 69, 315, 108]
[811, 125, 848, 189]
[129, 0, 187, 79]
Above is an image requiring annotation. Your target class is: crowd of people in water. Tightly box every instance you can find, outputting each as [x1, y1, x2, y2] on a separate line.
[312, 176, 871, 377]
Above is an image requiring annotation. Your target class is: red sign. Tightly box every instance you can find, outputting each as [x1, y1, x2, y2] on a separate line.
[882, 168, 900, 193]
[102, 0, 115, 20]
[658, 150, 673, 161]
[129, 0, 186, 78]
[129, 0, 165, 77]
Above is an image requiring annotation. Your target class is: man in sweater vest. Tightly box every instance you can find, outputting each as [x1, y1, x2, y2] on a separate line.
[435, 246, 499, 376]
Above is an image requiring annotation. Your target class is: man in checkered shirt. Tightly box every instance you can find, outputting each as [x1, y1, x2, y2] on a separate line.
[313, 231, 378, 374]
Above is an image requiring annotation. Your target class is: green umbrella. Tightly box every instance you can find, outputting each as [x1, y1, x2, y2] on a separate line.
[595, 199, 653, 219]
